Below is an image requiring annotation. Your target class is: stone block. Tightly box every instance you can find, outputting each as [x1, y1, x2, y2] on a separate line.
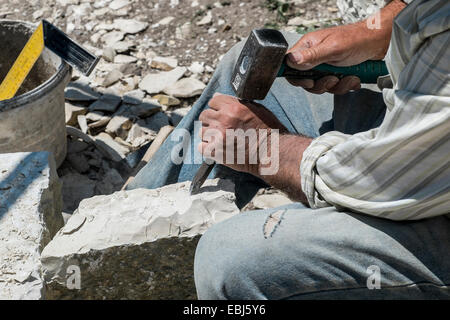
[0, 152, 64, 299]
[41, 179, 239, 299]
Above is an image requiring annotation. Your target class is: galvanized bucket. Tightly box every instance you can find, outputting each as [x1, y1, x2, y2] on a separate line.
[0, 20, 71, 167]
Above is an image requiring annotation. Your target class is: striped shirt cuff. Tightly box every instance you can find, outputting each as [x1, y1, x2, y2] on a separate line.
[300, 131, 350, 208]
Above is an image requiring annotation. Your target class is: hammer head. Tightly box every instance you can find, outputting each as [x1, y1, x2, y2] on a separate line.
[231, 29, 288, 101]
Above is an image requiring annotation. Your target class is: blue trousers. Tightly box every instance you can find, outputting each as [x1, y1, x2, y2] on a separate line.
[128, 33, 450, 299]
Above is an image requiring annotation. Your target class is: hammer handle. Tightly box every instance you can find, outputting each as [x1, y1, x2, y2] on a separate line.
[278, 60, 388, 84]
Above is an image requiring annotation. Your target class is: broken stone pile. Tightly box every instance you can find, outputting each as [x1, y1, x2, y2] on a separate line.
[60, 16, 210, 214]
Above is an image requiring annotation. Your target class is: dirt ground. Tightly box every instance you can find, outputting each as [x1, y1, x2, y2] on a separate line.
[0, 0, 341, 72]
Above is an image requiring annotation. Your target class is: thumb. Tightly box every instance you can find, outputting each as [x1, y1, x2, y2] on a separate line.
[287, 41, 336, 70]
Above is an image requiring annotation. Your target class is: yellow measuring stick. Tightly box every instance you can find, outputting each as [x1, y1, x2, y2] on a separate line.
[0, 22, 44, 101]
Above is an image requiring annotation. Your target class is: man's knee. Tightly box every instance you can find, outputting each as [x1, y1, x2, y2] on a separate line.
[193, 211, 272, 299]
[193, 207, 352, 299]
[193, 208, 308, 299]
[194, 220, 243, 299]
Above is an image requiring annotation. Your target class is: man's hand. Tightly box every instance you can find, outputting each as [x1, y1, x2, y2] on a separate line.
[286, 0, 406, 94]
[198, 94, 312, 203]
[198, 93, 288, 176]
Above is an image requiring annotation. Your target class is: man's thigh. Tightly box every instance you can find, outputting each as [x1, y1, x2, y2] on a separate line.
[194, 206, 450, 299]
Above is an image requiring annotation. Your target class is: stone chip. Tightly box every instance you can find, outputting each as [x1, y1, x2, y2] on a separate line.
[114, 18, 148, 34]
[109, 0, 131, 10]
[101, 30, 125, 44]
[139, 67, 186, 95]
[89, 92, 122, 113]
[164, 77, 206, 98]
[65, 102, 87, 126]
[114, 54, 138, 64]
[150, 56, 178, 71]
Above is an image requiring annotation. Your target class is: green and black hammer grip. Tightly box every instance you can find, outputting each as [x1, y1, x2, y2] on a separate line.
[278, 60, 388, 84]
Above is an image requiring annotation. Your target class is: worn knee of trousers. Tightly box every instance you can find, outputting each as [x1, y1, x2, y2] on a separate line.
[193, 220, 262, 299]
[193, 209, 289, 299]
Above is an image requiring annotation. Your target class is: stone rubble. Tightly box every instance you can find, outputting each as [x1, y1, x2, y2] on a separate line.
[39, 0, 339, 226]
[111, 40, 134, 53]
[101, 46, 115, 62]
[65, 78, 101, 102]
[157, 16, 175, 26]
[196, 11, 213, 26]
[188, 61, 205, 74]
[129, 99, 162, 118]
[154, 94, 181, 108]
[94, 132, 129, 161]
[169, 106, 191, 126]
[61, 173, 97, 212]
[53, 3, 237, 216]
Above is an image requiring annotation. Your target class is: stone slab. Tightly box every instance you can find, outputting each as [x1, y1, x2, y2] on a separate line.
[0, 152, 64, 299]
[41, 179, 239, 299]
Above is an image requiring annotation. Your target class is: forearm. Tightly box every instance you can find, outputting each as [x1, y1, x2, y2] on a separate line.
[256, 134, 312, 204]
[361, 0, 407, 60]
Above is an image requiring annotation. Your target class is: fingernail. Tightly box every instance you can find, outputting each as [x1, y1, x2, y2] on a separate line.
[213, 92, 223, 97]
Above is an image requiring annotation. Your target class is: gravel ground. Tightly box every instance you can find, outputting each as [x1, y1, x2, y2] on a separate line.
[1, 0, 341, 71]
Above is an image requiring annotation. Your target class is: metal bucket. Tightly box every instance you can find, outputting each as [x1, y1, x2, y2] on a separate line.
[0, 20, 71, 167]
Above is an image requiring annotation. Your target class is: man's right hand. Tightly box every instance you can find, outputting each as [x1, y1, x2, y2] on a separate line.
[286, 0, 406, 95]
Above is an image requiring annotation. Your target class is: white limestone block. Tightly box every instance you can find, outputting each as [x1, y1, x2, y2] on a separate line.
[0, 152, 64, 299]
[41, 178, 239, 299]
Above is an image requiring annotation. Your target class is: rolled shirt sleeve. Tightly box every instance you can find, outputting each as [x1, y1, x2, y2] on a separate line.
[300, 0, 450, 220]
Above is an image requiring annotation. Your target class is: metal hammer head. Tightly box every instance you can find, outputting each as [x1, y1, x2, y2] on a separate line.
[231, 29, 288, 101]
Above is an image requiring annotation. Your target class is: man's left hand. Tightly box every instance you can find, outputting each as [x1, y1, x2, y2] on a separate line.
[198, 93, 287, 175]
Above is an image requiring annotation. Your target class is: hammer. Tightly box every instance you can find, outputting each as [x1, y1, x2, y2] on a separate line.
[190, 29, 388, 194]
